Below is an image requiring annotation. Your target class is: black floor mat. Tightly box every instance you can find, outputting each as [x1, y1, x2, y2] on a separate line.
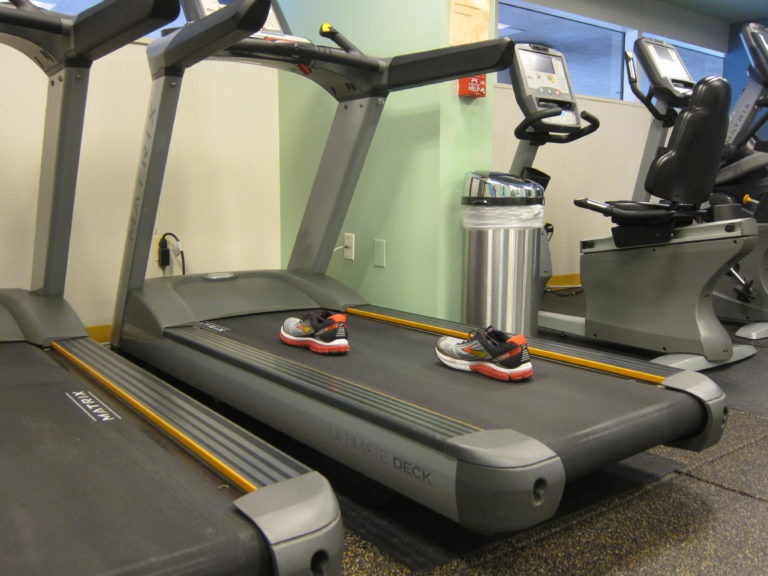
[334, 450, 683, 572]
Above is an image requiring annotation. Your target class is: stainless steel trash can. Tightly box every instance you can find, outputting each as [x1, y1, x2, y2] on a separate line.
[463, 171, 545, 336]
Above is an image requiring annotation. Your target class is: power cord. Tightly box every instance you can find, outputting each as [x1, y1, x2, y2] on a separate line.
[544, 222, 554, 241]
[158, 232, 186, 275]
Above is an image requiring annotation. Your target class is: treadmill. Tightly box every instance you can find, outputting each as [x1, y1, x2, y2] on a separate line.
[0, 2, 342, 574]
[112, 0, 727, 533]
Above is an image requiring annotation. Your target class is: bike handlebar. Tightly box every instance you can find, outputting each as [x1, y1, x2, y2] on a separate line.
[514, 108, 600, 145]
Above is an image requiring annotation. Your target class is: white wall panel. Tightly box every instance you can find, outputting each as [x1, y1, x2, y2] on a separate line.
[0, 42, 281, 326]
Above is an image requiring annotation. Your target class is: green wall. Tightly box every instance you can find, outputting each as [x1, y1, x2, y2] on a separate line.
[279, 0, 497, 321]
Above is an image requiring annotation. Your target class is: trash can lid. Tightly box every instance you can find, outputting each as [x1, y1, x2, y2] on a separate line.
[463, 171, 545, 206]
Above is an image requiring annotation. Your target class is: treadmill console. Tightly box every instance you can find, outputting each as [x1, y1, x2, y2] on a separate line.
[510, 43, 581, 133]
[742, 22, 768, 85]
[182, 0, 309, 42]
[634, 37, 694, 107]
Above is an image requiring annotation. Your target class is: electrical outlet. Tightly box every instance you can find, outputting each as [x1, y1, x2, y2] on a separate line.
[344, 232, 355, 260]
[374, 238, 386, 267]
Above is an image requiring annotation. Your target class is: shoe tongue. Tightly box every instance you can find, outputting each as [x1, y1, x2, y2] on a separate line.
[485, 326, 507, 345]
[316, 310, 341, 319]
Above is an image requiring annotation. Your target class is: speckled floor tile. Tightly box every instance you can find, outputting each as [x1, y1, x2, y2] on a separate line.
[686, 436, 768, 499]
[432, 475, 768, 576]
[341, 409, 768, 575]
[342, 531, 411, 575]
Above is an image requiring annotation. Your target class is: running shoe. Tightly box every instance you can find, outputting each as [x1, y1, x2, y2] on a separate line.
[435, 326, 533, 382]
[280, 310, 350, 354]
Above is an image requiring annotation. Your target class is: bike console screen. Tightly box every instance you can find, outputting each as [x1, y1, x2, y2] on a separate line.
[635, 38, 693, 104]
[649, 44, 690, 84]
[512, 43, 580, 130]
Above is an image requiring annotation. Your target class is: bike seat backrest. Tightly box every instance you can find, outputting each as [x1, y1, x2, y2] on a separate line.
[644, 76, 731, 207]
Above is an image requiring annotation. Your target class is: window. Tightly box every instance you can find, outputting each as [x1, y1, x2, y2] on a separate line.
[497, 2, 626, 99]
[675, 45, 724, 80]
[23, 1, 185, 36]
[497, 1, 725, 102]
[637, 36, 725, 94]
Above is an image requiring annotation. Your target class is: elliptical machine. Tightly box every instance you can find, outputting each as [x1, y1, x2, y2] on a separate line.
[710, 23, 768, 337]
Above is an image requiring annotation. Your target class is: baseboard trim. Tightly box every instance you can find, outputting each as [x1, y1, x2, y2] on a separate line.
[547, 273, 581, 288]
[86, 324, 112, 344]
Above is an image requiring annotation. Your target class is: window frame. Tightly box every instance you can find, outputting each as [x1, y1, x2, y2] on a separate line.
[497, 0, 725, 102]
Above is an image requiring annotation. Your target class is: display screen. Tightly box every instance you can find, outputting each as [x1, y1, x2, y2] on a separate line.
[262, 7, 284, 33]
[518, 48, 571, 96]
[198, 1, 286, 34]
[756, 30, 768, 72]
[759, 30, 768, 54]
[649, 44, 691, 82]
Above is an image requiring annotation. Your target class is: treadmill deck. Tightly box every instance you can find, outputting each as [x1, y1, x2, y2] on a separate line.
[168, 310, 706, 479]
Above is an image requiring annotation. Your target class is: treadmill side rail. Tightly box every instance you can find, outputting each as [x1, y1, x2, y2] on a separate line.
[235, 472, 344, 576]
[55, 336, 311, 487]
[660, 370, 728, 451]
[0, 306, 24, 342]
[0, 288, 86, 345]
[447, 429, 565, 533]
[55, 336, 346, 574]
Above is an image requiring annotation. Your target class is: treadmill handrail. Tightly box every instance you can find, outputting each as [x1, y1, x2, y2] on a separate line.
[216, 32, 514, 100]
[223, 35, 384, 73]
[742, 22, 768, 84]
[384, 37, 515, 92]
[0, 0, 180, 73]
[0, 1, 66, 34]
[72, 0, 181, 62]
[176, 6, 514, 94]
[147, 0, 271, 78]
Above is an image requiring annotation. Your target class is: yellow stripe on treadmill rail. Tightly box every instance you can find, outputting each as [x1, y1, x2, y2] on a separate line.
[347, 307, 469, 339]
[51, 341, 258, 494]
[346, 307, 667, 385]
[528, 347, 666, 385]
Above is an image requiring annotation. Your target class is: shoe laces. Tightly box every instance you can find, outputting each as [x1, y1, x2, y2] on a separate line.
[468, 326, 526, 349]
[466, 326, 502, 344]
[464, 325, 490, 342]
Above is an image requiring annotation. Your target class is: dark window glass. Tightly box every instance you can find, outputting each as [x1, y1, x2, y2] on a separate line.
[638, 37, 724, 93]
[16, 1, 185, 36]
[497, 2, 625, 99]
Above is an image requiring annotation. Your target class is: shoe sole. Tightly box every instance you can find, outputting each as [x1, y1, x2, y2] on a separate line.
[435, 349, 533, 382]
[280, 330, 350, 354]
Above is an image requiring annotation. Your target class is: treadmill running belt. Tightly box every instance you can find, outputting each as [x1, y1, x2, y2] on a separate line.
[0, 342, 270, 575]
[178, 311, 704, 479]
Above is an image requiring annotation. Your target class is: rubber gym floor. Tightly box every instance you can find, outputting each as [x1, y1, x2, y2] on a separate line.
[327, 295, 768, 575]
